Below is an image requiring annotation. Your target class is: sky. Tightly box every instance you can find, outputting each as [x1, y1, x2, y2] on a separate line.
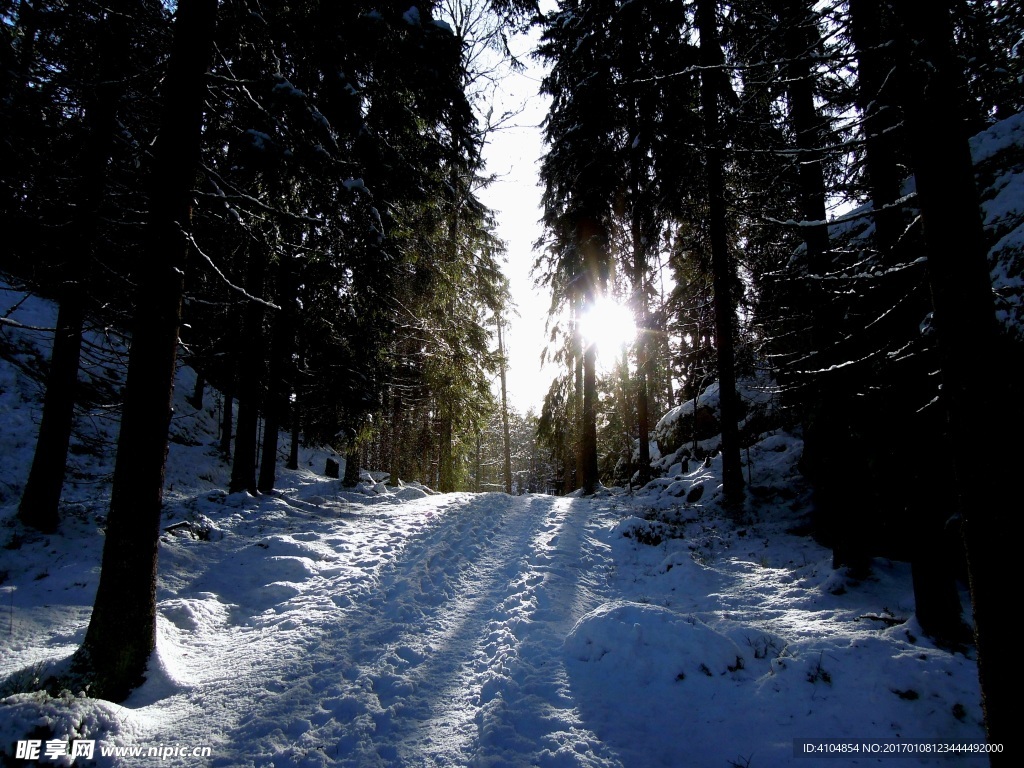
[477, 14, 557, 414]
[0, 286, 989, 766]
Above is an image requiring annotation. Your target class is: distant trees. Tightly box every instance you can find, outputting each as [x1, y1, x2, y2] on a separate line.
[535, 0, 673, 495]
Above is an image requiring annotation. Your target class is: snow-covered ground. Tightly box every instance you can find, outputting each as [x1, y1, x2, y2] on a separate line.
[0, 285, 989, 766]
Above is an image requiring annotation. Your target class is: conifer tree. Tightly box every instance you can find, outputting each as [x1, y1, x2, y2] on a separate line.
[893, 4, 1014, 757]
[75, 0, 217, 701]
[695, 0, 743, 505]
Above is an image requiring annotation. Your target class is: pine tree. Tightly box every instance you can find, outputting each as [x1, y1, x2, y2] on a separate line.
[15, 1, 166, 531]
[74, 0, 218, 701]
[893, 4, 1015, 758]
[696, 0, 744, 505]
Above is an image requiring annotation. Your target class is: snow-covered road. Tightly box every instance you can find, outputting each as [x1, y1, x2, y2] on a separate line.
[150, 490, 625, 768]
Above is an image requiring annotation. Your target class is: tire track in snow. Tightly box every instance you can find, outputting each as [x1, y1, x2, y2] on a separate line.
[211, 493, 624, 767]
[467, 495, 623, 767]
[139, 493, 447, 762]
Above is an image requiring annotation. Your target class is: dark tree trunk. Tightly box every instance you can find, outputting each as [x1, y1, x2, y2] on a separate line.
[629, 116, 651, 486]
[258, 251, 296, 493]
[782, 0, 871, 571]
[18, 2, 127, 532]
[474, 429, 481, 493]
[18, 292, 85, 532]
[497, 319, 513, 494]
[851, 0, 961, 629]
[438, 410, 454, 492]
[229, 244, 268, 495]
[910, 490, 968, 644]
[286, 392, 300, 471]
[75, 0, 217, 702]
[573, 308, 584, 491]
[782, 0, 830, 262]
[256, 400, 280, 492]
[577, 218, 603, 496]
[219, 385, 234, 459]
[633, 292, 651, 487]
[849, 0, 906, 255]
[187, 371, 205, 410]
[894, 4, 1010, 760]
[560, 425, 572, 496]
[342, 438, 360, 487]
[581, 337, 599, 495]
[388, 388, 404, 483]
[696, 0, 743, 506]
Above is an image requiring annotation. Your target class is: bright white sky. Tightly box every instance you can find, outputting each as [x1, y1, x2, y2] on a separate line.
[477, 16, 557, 415]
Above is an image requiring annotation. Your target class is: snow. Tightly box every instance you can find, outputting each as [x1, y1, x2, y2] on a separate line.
[343, 178, 368, 194]
[974, 113, 1024, 333]
[0, 284, 989, 766]
[402, 6, 421, 26]
[823, 110, 1024, 337]
[243, 129, 275, 152]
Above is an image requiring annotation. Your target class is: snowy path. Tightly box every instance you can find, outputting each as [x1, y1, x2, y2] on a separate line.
[145, 491, 624, 768]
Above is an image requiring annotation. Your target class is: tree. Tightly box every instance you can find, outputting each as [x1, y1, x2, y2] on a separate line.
[74, 0, 218, 701]
[845, 0, 966, 642]
[893, 4, 1015, 758]
[695, 0, 743, 505]
[15, 0, 165, 532]
[496, 314, 513, 493]
[536, 0, 640, 494]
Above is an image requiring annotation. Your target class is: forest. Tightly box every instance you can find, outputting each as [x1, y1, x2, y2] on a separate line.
[1, 0, 1022, 764]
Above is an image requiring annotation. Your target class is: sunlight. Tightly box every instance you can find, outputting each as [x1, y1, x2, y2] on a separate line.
[579, 296, 637, 364]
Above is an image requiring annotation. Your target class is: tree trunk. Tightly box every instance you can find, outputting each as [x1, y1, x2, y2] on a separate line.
[782, 0, 830, 263]
[629, 115, 652, 486]
[286, 391, 300, 471]
[894, 4, 1010, 760]
[696, 0, 744, 506]
[782, 0, 872, 570]
[577, 218, 604, 496]
[75, 0, 217, 702]
[497, 318, 513, 494]
[343, 435, 360, 487]
[258, 251, 296, 493]
[573, 306, 584, 491]
[581, 337, 599, 494]
[229, 243, 268, 495]
[474, 429, 482, 493]
[849, 0, 906, 256]
[18, 2, 128, 532]
[910, 480, 968, 643]
[18, 292, 85, 532]
[187, 371, 205, 410]
[632, 262, 651, 486]
[219, 386, 234, 459]
[438, 409, 455, 492]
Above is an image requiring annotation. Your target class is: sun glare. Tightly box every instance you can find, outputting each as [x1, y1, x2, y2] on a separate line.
[579, 296, 637, 363]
